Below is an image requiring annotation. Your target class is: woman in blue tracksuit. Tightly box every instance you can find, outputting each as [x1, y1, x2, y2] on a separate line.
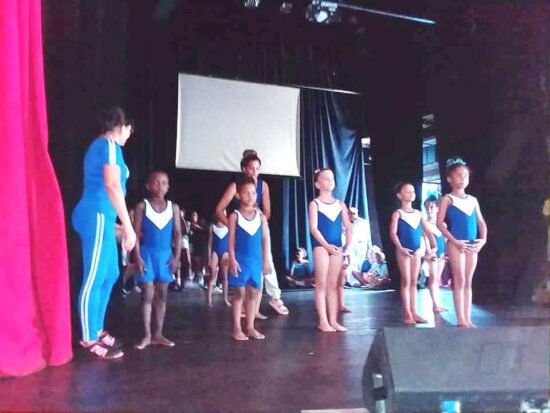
[72, 107, 136, 359]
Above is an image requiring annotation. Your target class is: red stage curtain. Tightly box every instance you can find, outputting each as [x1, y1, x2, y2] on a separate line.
[0, 0, 72, 377]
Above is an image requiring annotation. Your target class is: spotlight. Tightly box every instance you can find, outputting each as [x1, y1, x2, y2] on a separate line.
[243, 0, 261, 8]
[305, 0, 342, 24]
[280, 2, 293, 14]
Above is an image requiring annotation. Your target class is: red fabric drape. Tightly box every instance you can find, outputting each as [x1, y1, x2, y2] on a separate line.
[0, 0, 72, 377]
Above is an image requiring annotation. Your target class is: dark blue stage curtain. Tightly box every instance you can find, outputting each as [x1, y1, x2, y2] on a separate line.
[282, 89, 368, 271]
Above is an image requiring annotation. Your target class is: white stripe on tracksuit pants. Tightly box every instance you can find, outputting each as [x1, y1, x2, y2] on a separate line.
[76, 212, 120, 343]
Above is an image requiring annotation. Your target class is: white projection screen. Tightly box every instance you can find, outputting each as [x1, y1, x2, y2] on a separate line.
[175, 74, 301, 176]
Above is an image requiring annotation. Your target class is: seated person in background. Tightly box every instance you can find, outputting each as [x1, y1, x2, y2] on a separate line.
[352, 252, 390, 289]
[356, 245, 382, 282]
[286, 247, 314, 287]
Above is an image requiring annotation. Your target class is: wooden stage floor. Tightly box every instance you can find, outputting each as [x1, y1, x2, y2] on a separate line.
[1, 287, 548, 413]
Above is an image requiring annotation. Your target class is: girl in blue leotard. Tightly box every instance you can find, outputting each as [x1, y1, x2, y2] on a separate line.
[309, 168, 353, 333]
[437, 158, 487, 328]
[389, 182, 436, 326]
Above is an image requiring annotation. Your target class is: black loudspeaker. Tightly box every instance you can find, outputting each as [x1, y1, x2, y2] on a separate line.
[363, 327, 550, 413]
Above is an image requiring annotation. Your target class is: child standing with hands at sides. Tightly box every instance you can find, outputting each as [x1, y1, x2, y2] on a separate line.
[228, 176, 271, 341]
[390, 183, 437, 326]
[437, 158, 487, 328]
[309, 168, 353, 332]
[424, 196, 448, 313]
[207, 215, 231, 307]
[133, 171, 181, 349]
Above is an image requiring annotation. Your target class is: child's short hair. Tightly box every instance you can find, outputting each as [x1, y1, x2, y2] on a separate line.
[423, 195, 439, 209]
[445, 157, 470, 177]
[393, 181, 412, 195]
[313, 168, 331, 182]
[236, 175, 256, 193]
[240, 149, 261, 170]
[147, 169, 168, 181]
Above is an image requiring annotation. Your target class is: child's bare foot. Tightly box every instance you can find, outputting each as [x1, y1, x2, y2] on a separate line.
[207, 300, 213, 307]
[456, 322, 470, 328]
[338, 306, 352, 313]
[331, 322, 347, 332]
[247, 329, 266, 340]
[151, 335, 175, 347]
[433, 305, 448, 313]
[404, 318, 416, 326]
[255, 312, 268, 320]
[317, 323, 337, 332]
[467, 321, 477, 328]
[231, 330, 249, 341]
[135, 336, 151, 350]
[413, 315, 428, 324]
[225, 300, 232, 307]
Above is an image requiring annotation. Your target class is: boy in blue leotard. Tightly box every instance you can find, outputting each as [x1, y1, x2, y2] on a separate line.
[133, 171, 181, 349]
[228, 176, 271, 341]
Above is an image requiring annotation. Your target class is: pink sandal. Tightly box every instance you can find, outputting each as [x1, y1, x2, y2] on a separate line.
[269, 298, 289, 315]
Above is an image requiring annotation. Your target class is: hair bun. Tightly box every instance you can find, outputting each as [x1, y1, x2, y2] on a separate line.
[446, 157, 466, 167]
[242, 149, 257, 157]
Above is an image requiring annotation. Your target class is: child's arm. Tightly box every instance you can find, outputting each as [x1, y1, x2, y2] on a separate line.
[132, 201, 146, 274]
[436, 195, 469, 253]
[389, 211, 413, 257]
[308, 200, 342, 255]
[207, 225, 214, 268]
[472, 199, 488, 253]
[260, 213, 272, 275]
[215, 182, 237, 227]
[341, 202, 353, 254]
[421, 217, 437, 259]
[261, 181, 271, 221]
[228, 212, 240, 276]
[168, 203, 182, 273]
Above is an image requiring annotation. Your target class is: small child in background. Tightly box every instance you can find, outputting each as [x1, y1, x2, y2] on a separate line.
[287, 248, 314, 287]
[133, 171, 181, 349]
[207, 215, 231, 307]
[390, 182, 436, 326]
[423, 196, 448, 312]
[228, 176, 271, 341]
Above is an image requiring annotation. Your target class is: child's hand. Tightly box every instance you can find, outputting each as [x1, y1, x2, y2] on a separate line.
[453, 240, 470, 253]
[469, 239, 486, 253]
[324, 244, 342, 256]
[262, 259, 272, 275]
[426, 246, 437, 260]
[399, 247, 414, 257]
[229, 258, 241, 277]
[136, 256, 146, 275]
[167, 256, 180, 273]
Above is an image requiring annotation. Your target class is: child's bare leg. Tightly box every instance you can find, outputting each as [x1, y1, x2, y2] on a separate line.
[207, 254, 219, 307]
[397, 254, 414, 324]
[136, 282, 154, 349]
[151, 282, 174, 346]
[447, 244, 468, 327]
[409, 253, 426, 323]
[327, 255, 347, 331]
[254, 276, 267, 319]
[464, 252, 478, 327]
[338, 269, 351, 313]
[231, 287, 248, 340]
[220, 256, 231, 306]
[313, 247, 336, 332]
[246, 286, 265, 339]
[430, 259, 448, 312]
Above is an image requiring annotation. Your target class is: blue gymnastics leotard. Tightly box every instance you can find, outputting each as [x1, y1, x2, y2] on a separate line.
[137, 199, 174, 284]
[72, 137, 129, 342]
[445, 194, 478, 241]
[229, 209, 263, 288]
[396, 209, 423, 252]
[212, 223, 229, 257]
[426, 221, 446, 257]
[311, 199, 343, 248]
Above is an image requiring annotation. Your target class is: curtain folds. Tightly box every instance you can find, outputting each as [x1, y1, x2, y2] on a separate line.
[0, 0, 72, 377]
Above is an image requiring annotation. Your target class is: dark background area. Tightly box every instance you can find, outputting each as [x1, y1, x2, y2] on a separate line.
[42, 0, 549, 314]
